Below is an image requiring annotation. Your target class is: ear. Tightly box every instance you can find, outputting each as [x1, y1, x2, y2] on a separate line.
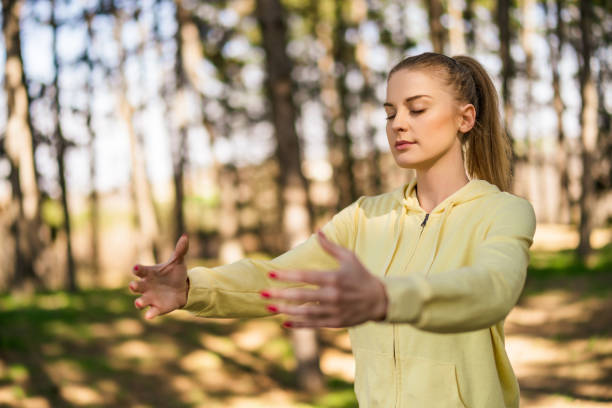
[457, 103, 476, 134]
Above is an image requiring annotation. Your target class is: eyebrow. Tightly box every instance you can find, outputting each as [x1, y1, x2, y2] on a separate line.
[383, 94, 431, 108]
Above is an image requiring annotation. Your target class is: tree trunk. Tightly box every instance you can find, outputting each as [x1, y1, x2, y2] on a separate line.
[173, 2, 245, 262]
[114, 5, 161, 265]
[464, 0, 476, 53]
[425, 0, 447, 53]
[577, 0, 597, 260]
[172, 0, 191, 242]
[332, 0, 360, 207]
[51, 0, 77, 292]
[545, 0, 571, 224]
[497, 0, 515, 145]
[448, 0, 466, 55]
[85, 10, 101, 281]
[256, 0, 324, 394]
[2, 0, 43, 290]
[520, 0, 546, 220]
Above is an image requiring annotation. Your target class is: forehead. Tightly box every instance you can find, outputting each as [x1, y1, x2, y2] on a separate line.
[385, 69, 452, 102]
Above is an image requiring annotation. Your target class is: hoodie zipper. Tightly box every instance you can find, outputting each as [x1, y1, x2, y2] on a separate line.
[393, 212, 430, 408]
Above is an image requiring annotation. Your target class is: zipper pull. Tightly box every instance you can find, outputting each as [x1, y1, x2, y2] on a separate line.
[421, 213, 430, 227]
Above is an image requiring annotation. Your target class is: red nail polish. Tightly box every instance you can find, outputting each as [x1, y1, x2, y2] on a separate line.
[267, 305, 278, 312]
[260, 291, 271, 298]
[133, 265, 139, 271]
[283, 321, 293, 328]
[268, 272, 277, 279]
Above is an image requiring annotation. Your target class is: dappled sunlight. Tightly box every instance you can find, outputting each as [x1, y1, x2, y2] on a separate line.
[113, 318, 145, 336]
[36, 293, 70, 310]
[320, 348, 355, 382]
[506, 275, 612, 405]
[110, 339, 153, 360]
[180, 350, 223, 371]
[45, 359, 86, 382]
[230, 319, 283, 351]
[1, 263, 610, 407]
[59, 384, 104, 405]
[88, 322, 115, 339]
[19, 396, 51, 408]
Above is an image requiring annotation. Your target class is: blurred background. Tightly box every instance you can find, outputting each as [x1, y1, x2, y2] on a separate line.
[0, 0, 610, 407]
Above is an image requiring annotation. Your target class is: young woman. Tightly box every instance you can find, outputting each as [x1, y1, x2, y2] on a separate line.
[130, 52, 536, 407]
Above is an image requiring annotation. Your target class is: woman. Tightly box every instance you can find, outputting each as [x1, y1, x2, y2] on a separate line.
[130, 52, 536, 407]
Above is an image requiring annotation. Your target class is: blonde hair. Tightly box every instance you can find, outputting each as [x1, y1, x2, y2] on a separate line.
[389, 52, 513, 191]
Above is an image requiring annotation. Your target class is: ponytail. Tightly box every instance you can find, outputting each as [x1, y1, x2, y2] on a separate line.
[389, 53, 513, 191]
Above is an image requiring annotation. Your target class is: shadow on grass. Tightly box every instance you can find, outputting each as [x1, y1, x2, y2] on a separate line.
[0, 289, 356, 407]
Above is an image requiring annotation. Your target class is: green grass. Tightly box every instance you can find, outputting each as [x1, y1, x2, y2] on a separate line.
[0, 244, 609, 407]
[528, 243, 612, 278]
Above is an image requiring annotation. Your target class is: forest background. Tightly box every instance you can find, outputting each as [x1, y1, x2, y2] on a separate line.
[1, 0, 611, 407]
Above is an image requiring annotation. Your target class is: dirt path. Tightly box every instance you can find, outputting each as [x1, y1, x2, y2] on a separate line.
[507, 275, 612, 407]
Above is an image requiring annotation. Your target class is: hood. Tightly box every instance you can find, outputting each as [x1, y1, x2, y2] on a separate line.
[393, 178, 501, 214]
[382, 178, 501, 278]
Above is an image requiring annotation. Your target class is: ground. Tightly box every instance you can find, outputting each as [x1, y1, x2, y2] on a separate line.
[0, 226, 610, 407]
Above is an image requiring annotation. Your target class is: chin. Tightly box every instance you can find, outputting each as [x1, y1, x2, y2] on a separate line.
[392, 155, 423, 169]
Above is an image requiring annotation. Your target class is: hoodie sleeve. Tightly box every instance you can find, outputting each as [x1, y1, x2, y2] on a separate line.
[182, 198, 362, 318]
[380, 196, 536, 333]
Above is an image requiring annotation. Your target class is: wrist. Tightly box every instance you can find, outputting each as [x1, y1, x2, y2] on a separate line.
[180, 277, 190, 309]
[371, 277, 388, 321]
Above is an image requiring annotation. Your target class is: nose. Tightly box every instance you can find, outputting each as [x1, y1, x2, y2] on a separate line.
[390, 108, 409, 133]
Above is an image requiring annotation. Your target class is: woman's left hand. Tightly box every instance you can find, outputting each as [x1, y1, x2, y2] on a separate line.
[262, 231, 388, 328]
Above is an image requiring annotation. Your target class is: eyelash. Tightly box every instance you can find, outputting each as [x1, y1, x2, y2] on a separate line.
[386, 110, 425, 120]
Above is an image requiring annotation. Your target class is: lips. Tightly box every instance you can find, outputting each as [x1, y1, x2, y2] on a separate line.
[395, 140, 416, 150]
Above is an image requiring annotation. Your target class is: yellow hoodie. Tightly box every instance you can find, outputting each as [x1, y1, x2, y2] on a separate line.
[184, 178, 536, 408]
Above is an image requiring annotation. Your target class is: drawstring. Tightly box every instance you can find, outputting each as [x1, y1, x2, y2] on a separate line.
[382, 205, 407, 276]
[423, 201, 456, 276]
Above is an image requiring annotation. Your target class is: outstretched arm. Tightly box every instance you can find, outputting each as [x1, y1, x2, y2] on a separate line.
[131, 197, 365, 320]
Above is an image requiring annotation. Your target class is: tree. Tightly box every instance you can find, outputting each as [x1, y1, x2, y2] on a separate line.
[425, 0, 447, 53]
[576, 0, 598, 260]
[1, 0, 43, 289]
[448, 0, 466, 55]
[256, 0, 324, 393]
[113, 2, 162, 265]
[543, 0, 571, 223]
[497, 0, 516, 150]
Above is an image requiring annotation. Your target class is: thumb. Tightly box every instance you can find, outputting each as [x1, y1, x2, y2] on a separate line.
[170, 233, 189, 264]
[316, 230, 348, 260]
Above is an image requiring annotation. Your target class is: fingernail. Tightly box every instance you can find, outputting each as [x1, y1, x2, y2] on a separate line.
[129, 282, 135, 290]
[133, 265, 139, 271]
[283, 321, 293, 328]
[260, 291, 271, 298]
[267, 305, 278, 312]
[268, 271, 278, 279]
[135, 300, 141, 308]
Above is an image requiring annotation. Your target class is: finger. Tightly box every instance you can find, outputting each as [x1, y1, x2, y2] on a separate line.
[132, 264, 153, 278]
[169, 233, 189, 264]
[129, 280, 147, 294]
[268, 269, 338, 286]
[317, 230, 351, 261]
[266, 286, 341, 303]
[134, 293, 152, 310]
[283, 318, 343, 329]
[271, 302, 337, 318]
[145, 306, 162, 320]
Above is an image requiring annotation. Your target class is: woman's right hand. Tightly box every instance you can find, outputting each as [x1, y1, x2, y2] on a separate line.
[129, 234, 190, 319]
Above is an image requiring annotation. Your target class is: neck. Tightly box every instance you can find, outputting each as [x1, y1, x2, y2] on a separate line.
[414, 163, 469, 213]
